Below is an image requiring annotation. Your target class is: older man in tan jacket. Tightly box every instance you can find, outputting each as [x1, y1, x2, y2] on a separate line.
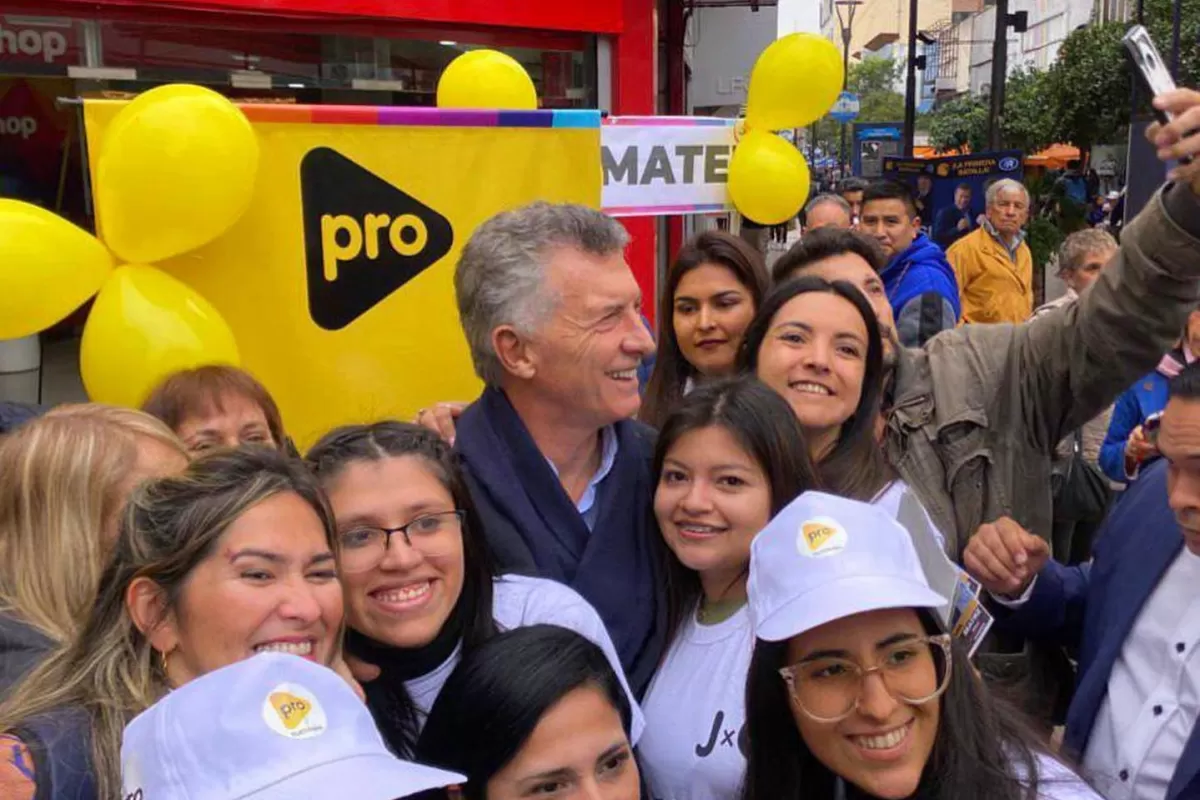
[948, 178, 1035, 324]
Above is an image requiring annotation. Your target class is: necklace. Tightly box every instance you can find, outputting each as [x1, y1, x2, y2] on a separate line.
[697, 596, 747, 625]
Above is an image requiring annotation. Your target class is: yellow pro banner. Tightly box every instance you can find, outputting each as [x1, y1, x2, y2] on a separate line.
[82, 102, 602, 447]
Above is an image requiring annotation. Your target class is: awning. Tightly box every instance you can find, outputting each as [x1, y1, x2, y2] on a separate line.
[911, 143, 1080, 169]
[1025, 143, 1081, 169]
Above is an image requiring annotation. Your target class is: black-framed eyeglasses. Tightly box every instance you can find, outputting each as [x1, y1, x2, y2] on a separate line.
[779, 633, 953, 723]
[336, 510, 464, 573]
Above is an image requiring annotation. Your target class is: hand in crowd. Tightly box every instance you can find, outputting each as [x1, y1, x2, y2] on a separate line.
[962, 516, 1051, 598]
[415, 402, 467, 445]
[957, 217, 970, 231]
[1125, 424, 1159, 463]
[1151, 88, 1200, 194]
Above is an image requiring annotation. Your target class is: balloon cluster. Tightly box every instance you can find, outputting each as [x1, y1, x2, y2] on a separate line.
[727, 33, 844, 225]
[0, 85, 255, 407]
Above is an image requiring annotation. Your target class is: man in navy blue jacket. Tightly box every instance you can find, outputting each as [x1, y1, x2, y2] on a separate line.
[934, 182, 977, 249]
[964, 360, 1200, 800]
[860, 180, 961, 347]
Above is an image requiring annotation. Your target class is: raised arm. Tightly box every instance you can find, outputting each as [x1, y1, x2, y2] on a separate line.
[1010, 91, 1200, 452]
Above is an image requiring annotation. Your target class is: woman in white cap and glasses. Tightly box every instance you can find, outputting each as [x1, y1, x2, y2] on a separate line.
[740, 491, 1101, 800]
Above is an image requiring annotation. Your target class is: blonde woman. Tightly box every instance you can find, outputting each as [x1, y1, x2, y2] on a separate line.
[0, 404, 188, 691]
[0, 446, 345, 800]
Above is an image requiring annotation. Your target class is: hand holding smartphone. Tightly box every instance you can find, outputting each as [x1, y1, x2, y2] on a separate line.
[1124, 25, 1195, 166]
[1145, 410, 1164, 445]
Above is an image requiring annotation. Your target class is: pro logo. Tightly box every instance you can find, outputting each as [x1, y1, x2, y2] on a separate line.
[300, 147, 453, 331]
[262, 683, 327, 739]
[797, 516, 848, 558]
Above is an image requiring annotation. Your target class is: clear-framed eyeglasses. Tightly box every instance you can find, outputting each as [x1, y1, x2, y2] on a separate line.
[336, 510, 464, 573]
[779, 633, 953, 724]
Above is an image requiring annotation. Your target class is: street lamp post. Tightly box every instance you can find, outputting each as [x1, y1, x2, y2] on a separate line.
[902, 0, 921, 157]
[987, 0, 1009, 151]
[834, 0, 861, 179]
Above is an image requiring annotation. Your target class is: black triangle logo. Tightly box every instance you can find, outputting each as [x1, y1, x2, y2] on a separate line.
[300, 147, 454, 331]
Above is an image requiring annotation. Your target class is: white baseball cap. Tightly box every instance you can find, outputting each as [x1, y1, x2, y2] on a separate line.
[748, 491, 948, 642]
[121, 652, 465, 799]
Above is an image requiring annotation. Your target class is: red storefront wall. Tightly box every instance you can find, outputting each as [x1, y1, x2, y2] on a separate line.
[8, 0, 660, 325]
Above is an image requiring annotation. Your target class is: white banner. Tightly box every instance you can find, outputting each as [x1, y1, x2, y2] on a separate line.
[601, 117, 736, 217]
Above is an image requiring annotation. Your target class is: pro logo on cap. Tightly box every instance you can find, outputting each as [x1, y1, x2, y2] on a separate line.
[262, 683, 327, 740]
[797, 516, 848, 558]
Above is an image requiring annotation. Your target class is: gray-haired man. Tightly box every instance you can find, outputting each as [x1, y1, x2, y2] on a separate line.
[450, 201, 664, 695]
[801, 193, 852, 234]
[948, 178, 1034, 324]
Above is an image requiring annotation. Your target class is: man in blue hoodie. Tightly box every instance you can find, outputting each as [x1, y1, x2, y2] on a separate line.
[860, 180, 961, 347]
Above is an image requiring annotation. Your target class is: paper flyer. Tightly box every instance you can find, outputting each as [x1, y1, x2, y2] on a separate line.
[895, 489, 993, 656]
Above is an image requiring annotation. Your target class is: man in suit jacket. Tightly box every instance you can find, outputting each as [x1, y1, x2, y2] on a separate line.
[964, 360, 1200, 800]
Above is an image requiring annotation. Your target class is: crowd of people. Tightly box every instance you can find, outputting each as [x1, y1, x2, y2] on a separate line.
[0, 89, 1197, 800]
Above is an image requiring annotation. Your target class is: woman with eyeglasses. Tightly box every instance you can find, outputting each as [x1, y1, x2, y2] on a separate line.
[740, 490, 1100, 800]
[305, 422, 643, 757]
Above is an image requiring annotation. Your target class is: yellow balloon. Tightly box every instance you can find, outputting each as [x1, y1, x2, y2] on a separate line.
[437, 49, 538, 110]
[728, 131, 811, 226]
[745, 33, 844, 130]
[0, 200, 113, 339]
[80, 265, 240, 408]
[97, 84, 259, 265]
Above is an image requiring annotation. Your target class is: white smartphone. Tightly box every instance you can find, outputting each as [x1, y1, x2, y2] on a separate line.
[1123, 24, 1193, 164]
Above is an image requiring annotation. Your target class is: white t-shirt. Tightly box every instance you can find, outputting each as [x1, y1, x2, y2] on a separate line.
[638, 605, 752, 800]
[404, 574, 645, 742]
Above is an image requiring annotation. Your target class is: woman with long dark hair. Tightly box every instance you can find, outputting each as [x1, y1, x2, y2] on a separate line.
[637, 376, 820, 799]
[738, 277, 945, 550]
[414, 624, 638, 800]
[741, 490, 1099, 800]
[640, 232, 771, 429]
[739, 276, 889, 501]
[305, 422, 642, 757]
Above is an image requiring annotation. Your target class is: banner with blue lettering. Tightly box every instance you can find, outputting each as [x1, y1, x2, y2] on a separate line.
[882, 151, 1024, 250]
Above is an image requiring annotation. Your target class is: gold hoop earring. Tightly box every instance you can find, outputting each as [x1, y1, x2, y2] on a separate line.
[159, 648, 172, 676]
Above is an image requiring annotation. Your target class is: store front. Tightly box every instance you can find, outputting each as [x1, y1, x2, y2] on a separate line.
[0, 0, 657, 404]
[0, 4, 627, 225]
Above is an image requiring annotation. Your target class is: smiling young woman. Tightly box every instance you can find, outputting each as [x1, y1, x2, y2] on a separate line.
[738, 277, 948, 553]
[305, 422, 643, 757]
[640, 232, 771, 430]
[637, 376, 820, 799]
[0, 447, 343, 800]
[740, 491, 1100, 800]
